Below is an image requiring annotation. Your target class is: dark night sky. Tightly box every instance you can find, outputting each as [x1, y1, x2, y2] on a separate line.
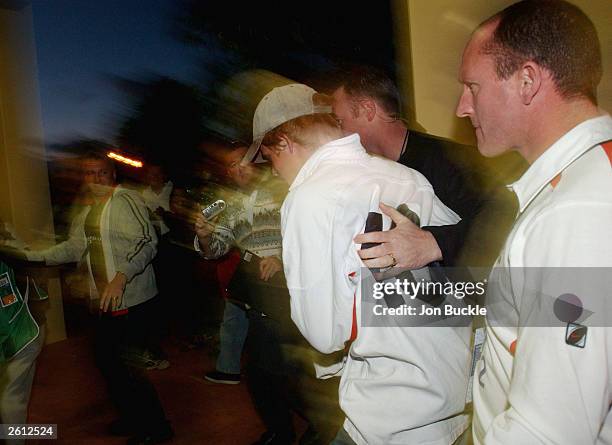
[31, 0, 202, 144]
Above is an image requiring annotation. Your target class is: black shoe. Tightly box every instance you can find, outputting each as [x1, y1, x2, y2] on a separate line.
[204, 370, 240, 385]
[108, 418, 134, 436]
[126, 425, 174, 445]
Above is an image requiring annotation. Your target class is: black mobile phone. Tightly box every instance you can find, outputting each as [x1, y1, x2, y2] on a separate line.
[201, 199, 226, 220]
[361, 212, 383, 250]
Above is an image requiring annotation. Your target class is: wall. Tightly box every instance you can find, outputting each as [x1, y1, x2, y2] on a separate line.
[0, 2, 66, 343]
[394, 0, 612, 145]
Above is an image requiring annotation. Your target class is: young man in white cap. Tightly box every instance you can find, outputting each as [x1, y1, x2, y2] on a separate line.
[244, 83, 472, 444]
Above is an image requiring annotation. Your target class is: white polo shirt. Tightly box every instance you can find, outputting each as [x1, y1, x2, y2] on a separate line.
[473, 115, 612, 444]
[282, 134, 471, 445]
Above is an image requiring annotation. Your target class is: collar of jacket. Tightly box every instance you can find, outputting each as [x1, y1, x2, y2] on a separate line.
[289, 133, 369, 191]
[508, 114, 612, 214]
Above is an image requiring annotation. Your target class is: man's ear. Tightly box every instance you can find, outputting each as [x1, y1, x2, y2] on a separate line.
[518, 62, 542, 105]
[277, 134, 292, 153]
[360, 98, 377, 122]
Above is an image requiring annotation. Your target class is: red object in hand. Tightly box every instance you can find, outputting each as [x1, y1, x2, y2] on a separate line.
[217, 249, 241, 299]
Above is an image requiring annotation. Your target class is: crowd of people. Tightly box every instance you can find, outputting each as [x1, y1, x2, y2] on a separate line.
[1, 0, 611, 444]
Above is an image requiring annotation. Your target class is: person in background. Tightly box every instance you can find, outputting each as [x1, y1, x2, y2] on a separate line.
[331, 67, 514, 271]
[141, 163, 173, 237]
[139, 162, 174, 371]
[197, 141, 258, 385]
[0, 222, 47, 445]
[23, 152, 172, 445]
[195, 139, 306, 445]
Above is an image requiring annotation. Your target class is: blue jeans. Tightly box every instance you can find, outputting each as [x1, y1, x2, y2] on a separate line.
[216, 301, 249, 374]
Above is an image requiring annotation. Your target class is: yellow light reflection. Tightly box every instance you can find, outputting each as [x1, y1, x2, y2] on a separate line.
[107, 151, 143, 168]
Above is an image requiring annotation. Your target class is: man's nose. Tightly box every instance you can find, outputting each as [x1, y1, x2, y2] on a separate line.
[456, 89, 473, 118]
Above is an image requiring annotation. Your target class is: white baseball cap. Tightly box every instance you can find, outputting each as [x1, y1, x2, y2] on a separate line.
[241, 83, 332, 164]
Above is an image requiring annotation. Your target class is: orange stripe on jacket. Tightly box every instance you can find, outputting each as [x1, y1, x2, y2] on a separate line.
[509, 339, 517, 356]
[550, 173, 562, 188]
[602, 141, 612, 167]
[348, 271, 358, 341]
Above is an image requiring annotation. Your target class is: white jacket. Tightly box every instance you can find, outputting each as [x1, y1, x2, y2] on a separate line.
[473, 115, 612, 444]
[281, 134, 471, 445]
[29, 186, 158, 310]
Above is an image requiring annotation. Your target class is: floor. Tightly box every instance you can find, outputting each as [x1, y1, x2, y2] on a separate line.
[27, 329, 269, 444]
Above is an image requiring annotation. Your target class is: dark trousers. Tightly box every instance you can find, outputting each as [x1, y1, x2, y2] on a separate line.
[246, 311, 296, 442]
[246, 310, 343, 444]
[93, 298, 168, 434]
[149, 236, 170, 352]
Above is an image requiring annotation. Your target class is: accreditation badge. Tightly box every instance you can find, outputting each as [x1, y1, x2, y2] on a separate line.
[0, 272, 18, 307]
[466, 327, 486, 404]
[565, 322, 587, 348]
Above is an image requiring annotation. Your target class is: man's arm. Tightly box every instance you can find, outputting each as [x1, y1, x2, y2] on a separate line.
[423, 186, 517, 268]
[422, 222, 466, 266]
[373, 133, 511, 268]
[28, 208, 88, 265]
[282, 192, 361, 354]
[194, 213, 233, 260]
[112, 194, 158, 281]
[259, 256, 282, 281]
[354, 184, 460, 269]
[354, 203, 443, 269]
[395, 133, 485, 267]
[99, 194, 157, 312]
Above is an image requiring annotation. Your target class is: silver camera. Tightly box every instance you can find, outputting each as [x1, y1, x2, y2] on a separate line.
[201, 199, 226, 220]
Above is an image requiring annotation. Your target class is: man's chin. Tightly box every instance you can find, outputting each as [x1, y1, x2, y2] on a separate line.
[476, 136, 499, 158]
[90, 185, 112, 197]
[477, 143, 508, 158]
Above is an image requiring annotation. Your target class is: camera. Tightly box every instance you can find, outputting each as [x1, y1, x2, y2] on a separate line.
[201, 199, 226, 220]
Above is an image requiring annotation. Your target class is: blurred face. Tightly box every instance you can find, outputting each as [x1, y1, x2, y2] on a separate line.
[260, 144, 289, 182]
[169, 187, 196, 221]
[82, 158, 116, 198]
[331, 87, 364, 138]
[224, 147, 256, 188]
[260, 137, 309, 184]
[456, 24, 522, 157]
[146, 165, 166, 190]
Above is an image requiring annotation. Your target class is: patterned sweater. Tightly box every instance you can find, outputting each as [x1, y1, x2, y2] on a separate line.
[196, 177, 284, 260]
